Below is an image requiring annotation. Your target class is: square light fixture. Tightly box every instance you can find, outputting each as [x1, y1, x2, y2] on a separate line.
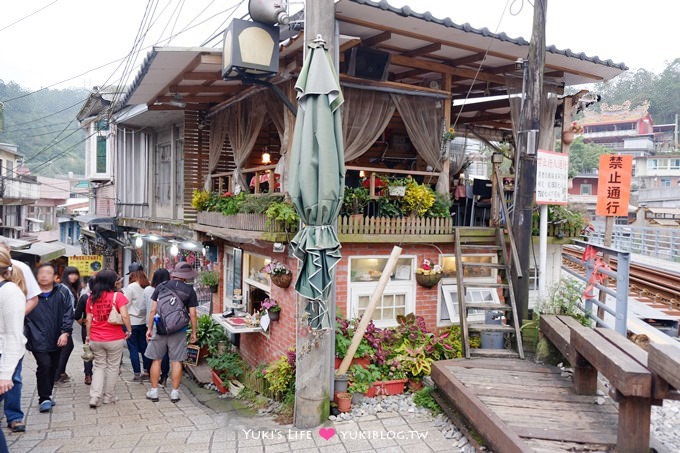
[222, 18, 279, 80]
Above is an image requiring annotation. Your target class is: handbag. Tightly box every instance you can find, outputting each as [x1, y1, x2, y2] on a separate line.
[107, 293, 123, 325]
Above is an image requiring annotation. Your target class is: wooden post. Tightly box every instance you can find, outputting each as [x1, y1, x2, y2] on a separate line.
[572, 352, 598, 395]
[617, 396, 651, 453]
[337, 246, 402, 375]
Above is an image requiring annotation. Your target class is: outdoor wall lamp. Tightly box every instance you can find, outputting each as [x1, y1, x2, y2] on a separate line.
[222, 18, 280, 80]
[248, 0, 290, 25]
[262, 150, 272, 164]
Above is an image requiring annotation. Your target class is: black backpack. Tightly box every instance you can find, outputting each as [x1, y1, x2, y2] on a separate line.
[155, 283, 190, 335]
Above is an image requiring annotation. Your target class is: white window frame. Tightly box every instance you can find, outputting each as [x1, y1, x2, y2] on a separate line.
[580, 184, 592, 195]
[347, 255, 416, 328]
[438, 284, 502, 326]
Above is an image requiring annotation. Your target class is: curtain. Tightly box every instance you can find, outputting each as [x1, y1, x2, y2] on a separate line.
[263, 83, 293, 192]
[205, 109, 230, 189]
[341, 87, 395, 161]
[391, 93, 447, 193]
[225, 94, 267, 191]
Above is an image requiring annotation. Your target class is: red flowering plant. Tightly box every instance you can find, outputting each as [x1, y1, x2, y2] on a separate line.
[415, 258, 442, 276]
[260, 298, 281, 313]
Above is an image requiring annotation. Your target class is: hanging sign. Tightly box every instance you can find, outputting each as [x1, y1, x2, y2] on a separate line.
[596, 154, 633, 217]
[536, 149, 569, 205]
[69, 255, 104, 276]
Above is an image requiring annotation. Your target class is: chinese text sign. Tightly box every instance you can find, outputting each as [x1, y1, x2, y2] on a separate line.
[69, 255, 104, 276]
[536, 149, 569, 205]
[596, 154, 632, 217]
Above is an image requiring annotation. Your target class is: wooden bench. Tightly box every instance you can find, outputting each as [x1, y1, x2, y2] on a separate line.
[540, 315, 680, 453]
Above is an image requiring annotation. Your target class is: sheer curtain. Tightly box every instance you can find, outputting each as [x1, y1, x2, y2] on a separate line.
[391, 93, 448, 192]
[342, 87, 395, 161]
[205, 109, 230, 189]
[263, 84, 293, 191]
[225, 94, 267, 191]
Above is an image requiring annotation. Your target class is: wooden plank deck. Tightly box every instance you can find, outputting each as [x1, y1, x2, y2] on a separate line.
[431, 358, 619, 452]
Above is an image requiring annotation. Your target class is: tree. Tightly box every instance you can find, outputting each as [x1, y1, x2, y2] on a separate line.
[567, 137, 607, 178]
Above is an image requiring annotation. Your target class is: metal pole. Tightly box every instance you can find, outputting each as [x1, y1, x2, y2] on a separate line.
[615, 251, 630, 336]
[538, 204, 548, 301]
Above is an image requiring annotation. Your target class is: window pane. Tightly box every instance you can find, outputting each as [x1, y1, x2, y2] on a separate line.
[96, 136, 107, 174]
[358, 295, 369, 309]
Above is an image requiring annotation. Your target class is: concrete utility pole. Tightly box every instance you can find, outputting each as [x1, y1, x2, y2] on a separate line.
[294, 0, 336, 429]
[512, 0, 547, 321]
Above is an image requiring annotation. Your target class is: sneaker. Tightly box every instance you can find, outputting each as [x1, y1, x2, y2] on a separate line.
[84, 375, 92, 385]
[103, 396, 119, 404]
[141, 373, 150, 381]
[39, 400, 53, 413]
[8, 421, 26, 433]
[59, 373, 70, 383]
[132, 373, 143, 382]
[89, 398, 100, 409]
[170, 389, 180, 403]
[146, 388, 159, 402]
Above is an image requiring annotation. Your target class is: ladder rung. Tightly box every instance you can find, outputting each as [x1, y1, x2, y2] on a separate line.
[464, 303, 512, 310]
[461, 262, 506, 269]
[470, 283, 509, 289]
[470, 349, 520, 359]
[459, 245, 502, 251]
[468, 324, 515, 332]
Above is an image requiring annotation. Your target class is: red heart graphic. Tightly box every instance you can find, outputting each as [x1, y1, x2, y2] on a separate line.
[318, 427, 336, 441]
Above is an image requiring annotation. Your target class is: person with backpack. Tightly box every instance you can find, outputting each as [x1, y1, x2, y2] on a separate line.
[144, 269, 171, 387]
[144, 262, 198, 403]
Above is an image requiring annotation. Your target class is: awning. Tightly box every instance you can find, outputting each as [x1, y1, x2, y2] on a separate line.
[74, 215, 115, 226]
[13, 241, 66, 261]
[26, 217, 45, 224]
[0, 235, 32, 250]
[53, 242, 82, 257]
[650, 219, 679, 227]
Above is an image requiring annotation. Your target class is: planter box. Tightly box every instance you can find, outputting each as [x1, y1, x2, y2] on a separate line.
[211, 369, 228, 394]
[335, 357, 370, 370]
[364, 379, 408, 397]
[197, 212, 294, 233]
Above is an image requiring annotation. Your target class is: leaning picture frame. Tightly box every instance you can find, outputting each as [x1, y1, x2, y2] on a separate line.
[184, 344, 201, 366]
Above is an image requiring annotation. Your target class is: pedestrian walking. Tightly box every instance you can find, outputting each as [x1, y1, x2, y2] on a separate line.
[54, 267, 80, 384]
[85, 270, 132, 408]
[0, 248, 28, 453]
[145, 262, 198, 403]
[144, 268, 171, 387]
[124, 269, 151, 381]
[74, 278, 94, 385]
[24, 263, 74, 413]
[0, 242, 39, 434]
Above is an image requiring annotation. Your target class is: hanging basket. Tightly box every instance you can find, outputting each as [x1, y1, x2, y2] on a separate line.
[271, 272, 293, 289]
[561, 131, 575, 145]
[415, 272, 442, 288]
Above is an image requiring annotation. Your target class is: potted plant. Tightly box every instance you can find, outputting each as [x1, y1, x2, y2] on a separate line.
[348, 364, 380, 404]
[260, 298, 281, 321]
[341, 186, 370, 221]
[395, 340, 433, 392]
[387, 177, 408, 197]
[262, 260, 292, 289]
[265, 200, 300, 232]
[198, 270, 220, 293]
[190, 314, 224, 359]
[207, 351, 246, 394]
[334, 319, 374, 369]
[402, 178, 435, 217]
[336, 392, 352, 412]
[415, 258, 443, 288]
[562, 121, 584, 145]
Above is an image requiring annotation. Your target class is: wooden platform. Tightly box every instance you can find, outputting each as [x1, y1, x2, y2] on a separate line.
[431, 358, 619, 452]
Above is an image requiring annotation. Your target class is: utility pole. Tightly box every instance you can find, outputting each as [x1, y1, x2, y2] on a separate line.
[512, 0, 547, 321]
[294, 0, 336, 429]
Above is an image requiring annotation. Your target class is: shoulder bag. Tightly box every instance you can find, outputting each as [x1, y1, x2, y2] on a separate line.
[107, 292, 124, 325]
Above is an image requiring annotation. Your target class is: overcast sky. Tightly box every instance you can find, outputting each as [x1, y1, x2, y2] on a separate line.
[1, 0, 677, 92]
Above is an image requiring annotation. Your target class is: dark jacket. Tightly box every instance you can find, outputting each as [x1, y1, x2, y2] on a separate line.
[25, 283, 74, 352]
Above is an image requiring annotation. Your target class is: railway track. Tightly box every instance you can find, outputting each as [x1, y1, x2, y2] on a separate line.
[562, 245, 680, 311]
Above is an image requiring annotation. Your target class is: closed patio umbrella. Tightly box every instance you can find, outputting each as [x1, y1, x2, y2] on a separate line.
[289, 38, 345, 322]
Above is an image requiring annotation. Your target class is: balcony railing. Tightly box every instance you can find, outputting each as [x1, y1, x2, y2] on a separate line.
[338, 215, 454, 242]
[0, 176, 40, 201]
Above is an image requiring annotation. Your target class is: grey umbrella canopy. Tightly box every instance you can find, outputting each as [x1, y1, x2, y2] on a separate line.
[289, 38, 345, 308]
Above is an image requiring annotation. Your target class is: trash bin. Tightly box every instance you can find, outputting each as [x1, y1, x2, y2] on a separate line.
[481, 311, 505, 349]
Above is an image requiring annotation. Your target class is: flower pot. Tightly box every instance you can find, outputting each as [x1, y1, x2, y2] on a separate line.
[336, 392, 352, 412]
[268, 309, 280, 321]
[334, 373, 349, 394]
[364, 379, 408, 397]
[211, 369, 228, 394]
[408, 379, 424, 392]
[228, 379, 244, 396]
[416, 273, 442, 288]
[199, 345, 210, 359]
[271, 273, 292, 289]
[351, 392, 364, 405]
[209, 285, 219, 293]
[388, 186, 406, 197]
[562, 130, 575, 145]
[334, 357, 370, 370]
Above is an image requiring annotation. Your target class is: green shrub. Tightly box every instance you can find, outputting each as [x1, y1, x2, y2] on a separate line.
[413, 387, 441, 414]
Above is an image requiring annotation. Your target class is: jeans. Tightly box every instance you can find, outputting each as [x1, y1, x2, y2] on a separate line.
[81, 325, 92, 377]
[89, 339, 125, 403]
[127, 325, 151, 374]
[55, 335, 74, 380]
[3, 357, 23, 424]
[32, 350, 61, 403]
[0, 393, 7, 453]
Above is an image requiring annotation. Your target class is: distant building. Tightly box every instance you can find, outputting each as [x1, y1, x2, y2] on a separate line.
[581, 101, 655, 158]
[0, 143, 40, 239]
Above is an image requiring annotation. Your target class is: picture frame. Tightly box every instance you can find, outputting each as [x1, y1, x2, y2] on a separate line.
[184, 344, 201, 366]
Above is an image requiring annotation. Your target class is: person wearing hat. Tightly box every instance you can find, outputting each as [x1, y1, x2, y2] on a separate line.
[144, 262, 198, 403]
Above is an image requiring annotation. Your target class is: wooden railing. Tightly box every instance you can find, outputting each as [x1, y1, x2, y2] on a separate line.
[210, 164, 278, 194]
[345, 165, 440, 197]
[491, 164, 522, 278]
[196, 212, 294, 233]
[338, 215, 454, 242]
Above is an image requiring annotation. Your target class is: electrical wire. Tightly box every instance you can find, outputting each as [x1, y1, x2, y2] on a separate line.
[0, 98, 87, 127]
[200, 0, 246, 47]
[0, 0, 59, 33]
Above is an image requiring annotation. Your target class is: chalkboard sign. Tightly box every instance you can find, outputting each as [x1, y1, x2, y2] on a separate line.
[184, 344, 201, 366]
[233, 248, 243, 293]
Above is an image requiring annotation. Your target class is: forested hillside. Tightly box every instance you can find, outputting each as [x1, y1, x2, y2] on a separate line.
[0, 81, 88, 176]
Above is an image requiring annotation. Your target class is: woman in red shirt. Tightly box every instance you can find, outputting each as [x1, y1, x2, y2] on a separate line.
[85, 270, 132, 408]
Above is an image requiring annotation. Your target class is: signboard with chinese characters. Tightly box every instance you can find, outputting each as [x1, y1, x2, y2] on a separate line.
[69, 255, 104, 276]
[536, 149, 569, 205]
[596, 154, 633, 217]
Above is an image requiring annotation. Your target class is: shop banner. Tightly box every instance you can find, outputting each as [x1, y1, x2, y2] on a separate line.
[536, 149, 569, 205]
[596, 154, 633, 217]
[69, 255, 104, 276]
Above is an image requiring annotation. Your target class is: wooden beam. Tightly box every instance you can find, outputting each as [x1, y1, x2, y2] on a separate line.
[390, 54, 505, 85]
[487, 63, 521, 74]
[200, 54, 221, 65]
[448, 52, 487, 66]
[402, 42, 441, 57]
[459, 113, 509, 123]
[393, 68, 431, 80]
[340, 74, 449, 97]
[339, 37, 362, 53]
[150, 54, 204, 103]
[170, 85, 241, 94]
[183, 71, 222, 80]
[148, 103, 211, 111]
[157, 95, 228, 104]
[362, 31, 391, 47]
[455, 97, 510, 114]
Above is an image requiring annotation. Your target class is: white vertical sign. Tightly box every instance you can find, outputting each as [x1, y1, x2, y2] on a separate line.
[536, 149, 569, 205]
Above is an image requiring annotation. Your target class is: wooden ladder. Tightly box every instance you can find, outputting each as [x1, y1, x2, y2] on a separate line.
[455, 227, 524, 359]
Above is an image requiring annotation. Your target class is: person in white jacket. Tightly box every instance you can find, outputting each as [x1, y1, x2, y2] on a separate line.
[124, 269, 151, 381]
[0, 248, 27, 452]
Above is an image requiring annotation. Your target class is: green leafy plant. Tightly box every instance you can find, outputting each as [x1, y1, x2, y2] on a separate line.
[341, 186, 371, 216]
[265, 201, 300, 230]
[348, 364, 381, 394]
[426, 192, 452, 218]
[377, 196, 402, 218]
[401, 178, 435, 216]
[263, 354, 296, 395]
[239, 193, 284, 214]
[395, 339, 434, 379]
[189, 314, 224, 349]
[207, 352, 246, 380]
[198, 270, 219, 287]
[191, 189, 212, 211]
[335, 320, 375, 359]
[540, 277, 590, 326]
[413, 387, 442, 414]
[377, 359, 406, 380]
[216, 192, 246, 215]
